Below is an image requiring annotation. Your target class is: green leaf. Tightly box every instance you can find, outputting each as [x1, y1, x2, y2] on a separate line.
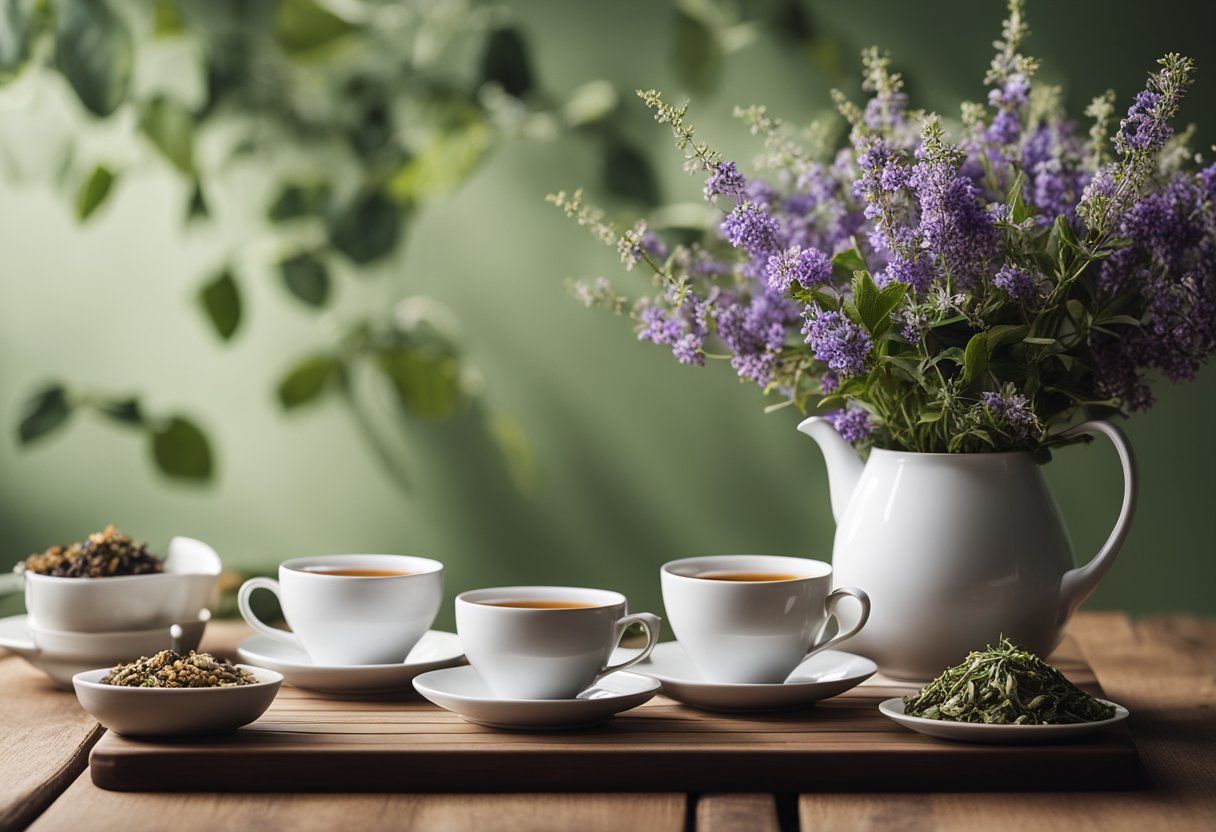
[198, 269, 241, 341]
[561, 80, 618, 127]
[280, 252, 330, 307]
[478, 26, 533, 98]
[1052, 214, 1082, 253]
[673, 8, 720, 93]
[0, 0, 36, 72]
[329, 190, 401, 265]
[186, 177, 208, 222]
[268, 181, 332, 222]
[276, 355, 338, 409]
[1006, 170, 1029, 224]
[153, 0, 184, 36]
[918, 408, 945, 424]
[1066, 298, 1087, 323]
[851, 270, 906, 337]
[139, 97, 194, 173]
[387, 120, 491, 204]
[18, 385, 71, 444]
[75, 166, 115, 221]
[274, 0, 354, 55]
[602, 138, 661, 206]
[962, 333, 988, 384]
[376, 346, 462, 421]
[149, 416, 213, 481]
[986, 324, 1030, 352]
[831, 248, 866, 285]
[1096, 314, 1142, 328]
[55, 0, 134, 117]
[96, 397, 143, 427]
[1023, 336, 1057, 345]
[487, 410, 535, 493]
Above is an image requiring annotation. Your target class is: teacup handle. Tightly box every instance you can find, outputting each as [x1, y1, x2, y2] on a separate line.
[591, 612, 661, 686]
[237, 577, 302, 648]
[807, 587, 870, 658]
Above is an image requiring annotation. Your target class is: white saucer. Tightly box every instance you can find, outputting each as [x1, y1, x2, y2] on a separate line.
[236, 630, 464, 694]
[0, 614, 206, 690]
[633, 641, 877, 712]
[412, 665, 660, 730]
[879, 697, 1130, 744]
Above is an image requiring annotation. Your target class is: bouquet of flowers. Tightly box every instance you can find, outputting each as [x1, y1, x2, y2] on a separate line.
[551, 0, 1215, 458]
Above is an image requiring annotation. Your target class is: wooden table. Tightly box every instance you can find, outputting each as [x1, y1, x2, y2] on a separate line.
[3, 612, 1213, 832]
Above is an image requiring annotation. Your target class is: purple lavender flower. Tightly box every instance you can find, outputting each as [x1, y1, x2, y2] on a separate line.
[715, 291, 794, 385]
[895, 308, 929, 342]
[985, 75, 1029, 148]
[993, 264, 1038, 299]
[980, 387, 1041, 443]
[638, 305, 682, 346]
[802, 308, 872, 376]
[1117, 91, 1173, 154]
[672, 332, 705, 366]
[705, 161, 747, 200]
[909, 146, 1000, 289]
[827, 406, 873, 443]
[766, 246, 832, 293]
[721, 203, 780, 258]
[819, 370, 840, 395]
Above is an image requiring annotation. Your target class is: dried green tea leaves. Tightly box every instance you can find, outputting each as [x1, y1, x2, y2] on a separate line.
[102, 650, 257, 688]
[903, 637, 1116, 725]
[19, 525, 163, 578]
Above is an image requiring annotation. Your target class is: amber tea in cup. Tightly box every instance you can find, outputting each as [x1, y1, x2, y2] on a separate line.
[481, 600, 600, 609]
[298, 567, 412, 578]
[696, 572, 800, 582]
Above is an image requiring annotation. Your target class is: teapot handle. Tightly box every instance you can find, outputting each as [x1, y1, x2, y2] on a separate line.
[1056, 420, 1138, 625]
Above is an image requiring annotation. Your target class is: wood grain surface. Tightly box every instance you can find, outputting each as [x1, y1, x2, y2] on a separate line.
[85, 635, 1139, 794]
[0, 653, 103, 832]
[11, 614, 1216, 831]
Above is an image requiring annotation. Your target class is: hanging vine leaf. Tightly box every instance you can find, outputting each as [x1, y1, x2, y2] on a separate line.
[328, 190, 401, 265]
[95, 397, 143, 427]
[0, 0, 36, 72]
[387, 120, 491, 204]
[280, 252, 331, 307]
[376, 346, 462, 421]
[276, 354, 338, 409]
[602, 138, 661, 206]
[479, 26, 533, 97]
[55, 0, 134, 117]
[274, 0, 355, 55]
[76, 166, 115, 221]
[673, 8, 721, 93]
[268, 181, 331, 222]
[139, 97, 195, 173]
[149, 416, 213, 481]
[18, 384, 71, 444]
[153, 0, 184, 36]
[198, 268, 241, 341]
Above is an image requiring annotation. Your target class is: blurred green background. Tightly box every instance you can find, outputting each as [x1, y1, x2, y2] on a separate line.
[2, 0, 1214, 630]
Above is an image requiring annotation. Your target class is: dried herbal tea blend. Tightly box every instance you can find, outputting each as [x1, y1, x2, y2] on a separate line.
[19, 525, 163, 578]
[102, 650, 258, 688]
[903, 637, 1116, 724]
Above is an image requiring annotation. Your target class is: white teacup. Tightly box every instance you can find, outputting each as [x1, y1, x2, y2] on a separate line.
[455, 586, 660, 700]
[661, 555, 871, 684]
[237, 555, 443, 666]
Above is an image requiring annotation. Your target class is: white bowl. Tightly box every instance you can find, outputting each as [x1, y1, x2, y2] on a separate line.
[73, 665, 282, 736]
[30, 614, 208, 658]
[0, 614, 208, 690]
[21, 536, 221, 631]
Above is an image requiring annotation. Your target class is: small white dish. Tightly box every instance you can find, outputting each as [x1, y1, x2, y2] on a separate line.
[633, 641, 876, 712]
[73, 665, 282, 736]
[236, 630, 464, 694]
[412, 665, 660, 730]
[16, 536, 221, 632]
[878, 697, 1130, 744]
[0, 614, 207, 690]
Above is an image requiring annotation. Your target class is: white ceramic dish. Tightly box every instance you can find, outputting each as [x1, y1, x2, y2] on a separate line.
[236, 630, 464, 694]
[878, 697, 1130, 744]
[0, 614, 207, 690]
[634, 641, 876, 712]
[16, 536, 222, 632]
[413, 665, 660, 730]
[73, 665, 282, 736]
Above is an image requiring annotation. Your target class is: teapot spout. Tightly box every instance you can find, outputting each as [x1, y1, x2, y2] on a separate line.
[797, 416, 864, 524]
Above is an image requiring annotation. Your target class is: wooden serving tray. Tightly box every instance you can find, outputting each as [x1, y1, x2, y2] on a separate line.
[88, 637, 1140, 793]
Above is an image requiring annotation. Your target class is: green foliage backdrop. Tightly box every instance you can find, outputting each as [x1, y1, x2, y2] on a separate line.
[2, 0, 1214, 628]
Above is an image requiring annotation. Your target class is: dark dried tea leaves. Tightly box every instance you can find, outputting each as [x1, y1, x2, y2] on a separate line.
[19, 524, 163, 578]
